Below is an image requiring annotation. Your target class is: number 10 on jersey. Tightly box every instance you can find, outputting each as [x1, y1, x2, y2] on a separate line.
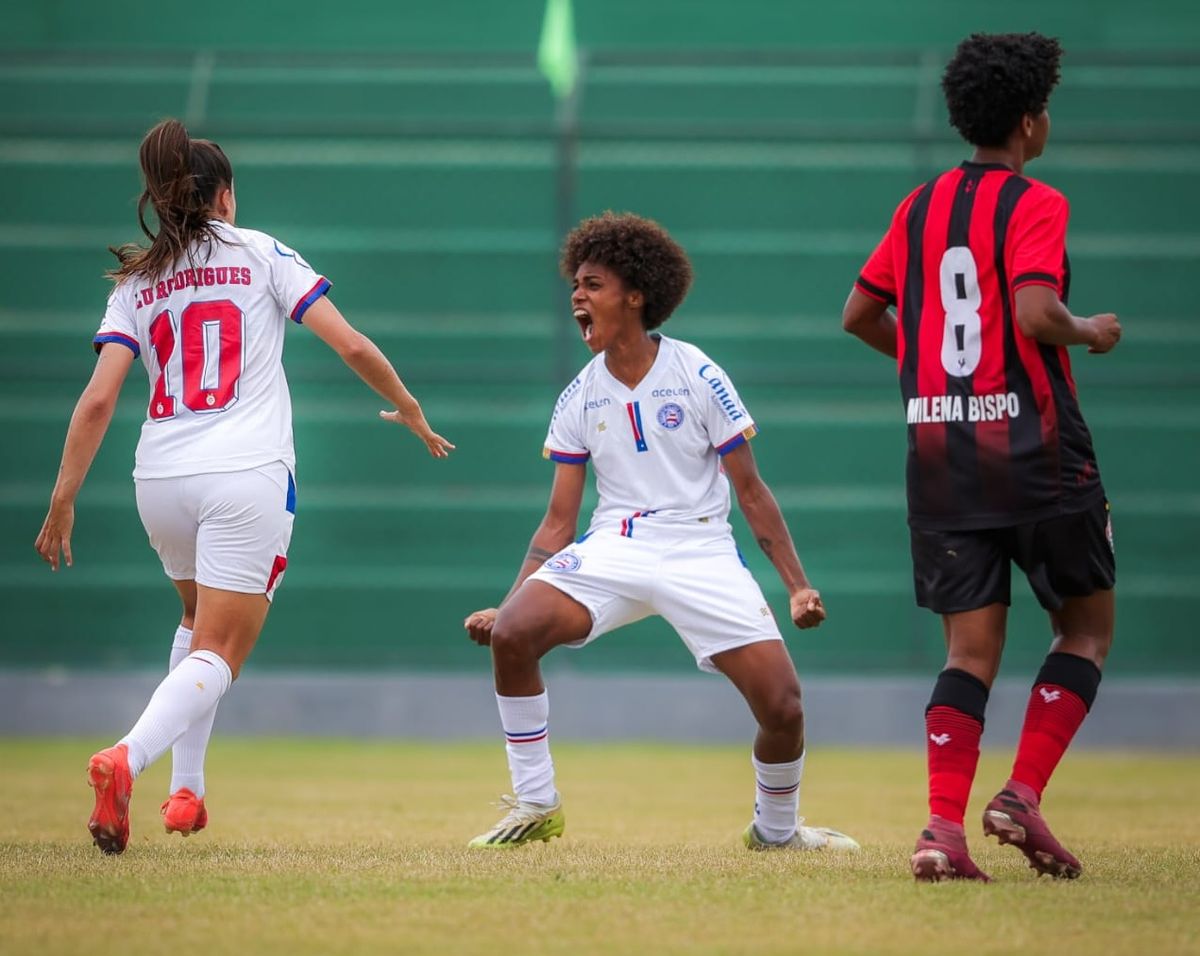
[148, 300, 245, 421]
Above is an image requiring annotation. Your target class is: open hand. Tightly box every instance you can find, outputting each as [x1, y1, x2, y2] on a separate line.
[379, 408, 455, 458]
[34, 500, 75, 571]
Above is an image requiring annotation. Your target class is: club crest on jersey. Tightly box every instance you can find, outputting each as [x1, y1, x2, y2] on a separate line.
[544, 552, 582, 573]
[656, 402, 685, 430]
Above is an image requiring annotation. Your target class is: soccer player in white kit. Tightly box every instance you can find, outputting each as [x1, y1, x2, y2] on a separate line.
[464, 212, 857, 851]
[34, 119, 454, 854]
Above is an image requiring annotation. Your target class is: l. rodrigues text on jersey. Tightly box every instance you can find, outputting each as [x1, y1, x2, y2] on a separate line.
[92, 220, 331, 481]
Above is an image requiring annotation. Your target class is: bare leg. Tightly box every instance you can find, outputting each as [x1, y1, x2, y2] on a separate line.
[1049, 588, 1114, 669]
[489, 581, 593, 696]
[189, 583, 270, 678]
[714, 640, 832, 847]
[173, 579, 197, 630]
[941, 603, 1007, 688]
[711, 640, 804, 763]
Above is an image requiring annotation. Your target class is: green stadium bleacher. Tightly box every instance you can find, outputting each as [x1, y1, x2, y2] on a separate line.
[1, 7, 1197, 676]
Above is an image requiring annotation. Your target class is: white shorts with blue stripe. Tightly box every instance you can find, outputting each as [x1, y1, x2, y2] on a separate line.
[528, 519, 783, 674]
[134, 461, 296, 600]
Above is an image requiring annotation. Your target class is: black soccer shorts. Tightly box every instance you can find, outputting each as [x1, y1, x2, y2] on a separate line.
[910, 498, 1116, 614]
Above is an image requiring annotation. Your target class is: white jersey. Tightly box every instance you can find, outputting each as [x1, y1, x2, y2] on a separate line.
[543, 335, 758, 537]
[93, 220, 330, 479]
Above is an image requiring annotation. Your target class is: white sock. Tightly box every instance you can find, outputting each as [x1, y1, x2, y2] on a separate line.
[120, 650, 233, 779]
[168, 627, 193, 673]
[167, 627, 217, 798]
[752, 752, 805, 843]
[496, 691, 558, 806]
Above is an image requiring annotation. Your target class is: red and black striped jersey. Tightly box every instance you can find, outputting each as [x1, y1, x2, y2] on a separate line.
[856, 161, 1105, 530]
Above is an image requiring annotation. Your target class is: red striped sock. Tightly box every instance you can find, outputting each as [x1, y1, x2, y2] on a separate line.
[926, 705, 983, 825]
[1010, 683, 1089, 800]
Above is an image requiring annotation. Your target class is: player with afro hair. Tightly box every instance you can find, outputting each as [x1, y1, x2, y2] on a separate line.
[942, 32, 1063, 149]
[464, 212, 857, 855]
[843, 33, 1121, 883]
[559, 211, 693, 330]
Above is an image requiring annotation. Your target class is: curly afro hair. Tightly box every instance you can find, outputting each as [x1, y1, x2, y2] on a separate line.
[942, 32, 1063, 148]
[560, 211, 693, 330]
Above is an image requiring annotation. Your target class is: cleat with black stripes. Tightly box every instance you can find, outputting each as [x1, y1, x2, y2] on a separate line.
[468, 795, 565, 848]
[983, 780, 1082, 879]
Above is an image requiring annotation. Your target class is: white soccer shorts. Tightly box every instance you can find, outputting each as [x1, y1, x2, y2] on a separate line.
[134, 461, 296, 600]
[527, 524, 783, 673]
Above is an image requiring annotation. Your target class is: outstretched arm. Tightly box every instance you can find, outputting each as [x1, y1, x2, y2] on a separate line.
[464, 462, 587, 645]
[722, 442, 825, 629]
[35, 344, 135, 570]
[1014, 285, 1121, 353]
[302, 296, 455, 458]
[842, 287, 898, 358]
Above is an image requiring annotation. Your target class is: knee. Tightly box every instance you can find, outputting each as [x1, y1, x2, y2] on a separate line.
[1073, 631, 1113, 667]
[1084, 634, 1113, 669]
[760, 688, 805, 739]
[190, 641, 242, 680]
[944, 651, 1000, 687]
[489, 613, 540, 666]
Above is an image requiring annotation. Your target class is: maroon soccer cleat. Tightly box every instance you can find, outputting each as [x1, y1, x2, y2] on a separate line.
[87, 744, 133, 855]
[911, 814, 991, 882]
[161, 788, 208, 836]
[983, 780, 1082, 879]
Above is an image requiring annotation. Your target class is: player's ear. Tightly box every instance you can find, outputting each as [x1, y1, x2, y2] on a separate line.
[627, 289, 644, 309]
[213, 184, 235, 222]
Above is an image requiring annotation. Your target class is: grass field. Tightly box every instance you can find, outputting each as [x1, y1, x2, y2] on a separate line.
[1, 740, 1197, 956]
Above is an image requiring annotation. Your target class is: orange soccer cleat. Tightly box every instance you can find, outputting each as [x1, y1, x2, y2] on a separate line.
[87, 744, 134, 855]
[161, 788, 208, 836]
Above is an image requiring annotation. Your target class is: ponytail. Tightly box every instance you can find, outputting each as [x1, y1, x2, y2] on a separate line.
[108, 118, 234, 284]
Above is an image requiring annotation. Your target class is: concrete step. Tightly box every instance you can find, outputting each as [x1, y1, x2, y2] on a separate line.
[1, 240, 1194, 319]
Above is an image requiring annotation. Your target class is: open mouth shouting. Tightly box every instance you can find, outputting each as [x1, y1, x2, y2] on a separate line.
[574, 307, 594, 345]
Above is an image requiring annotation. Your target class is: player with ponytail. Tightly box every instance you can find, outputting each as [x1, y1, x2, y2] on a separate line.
[35, 118, 454, 854]
[109, 119, 234, 284]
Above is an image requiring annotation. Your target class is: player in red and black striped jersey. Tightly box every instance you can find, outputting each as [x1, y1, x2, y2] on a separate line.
[843, 33, 1122, 883]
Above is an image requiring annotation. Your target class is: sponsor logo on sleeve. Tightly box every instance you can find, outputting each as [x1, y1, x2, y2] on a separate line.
[555, 377, 583, 412]
[698, 364, 746, 423]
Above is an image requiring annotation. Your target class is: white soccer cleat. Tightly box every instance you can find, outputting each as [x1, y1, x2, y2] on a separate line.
[468, 795, 566, 848]
[743, 819, 860, 852]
